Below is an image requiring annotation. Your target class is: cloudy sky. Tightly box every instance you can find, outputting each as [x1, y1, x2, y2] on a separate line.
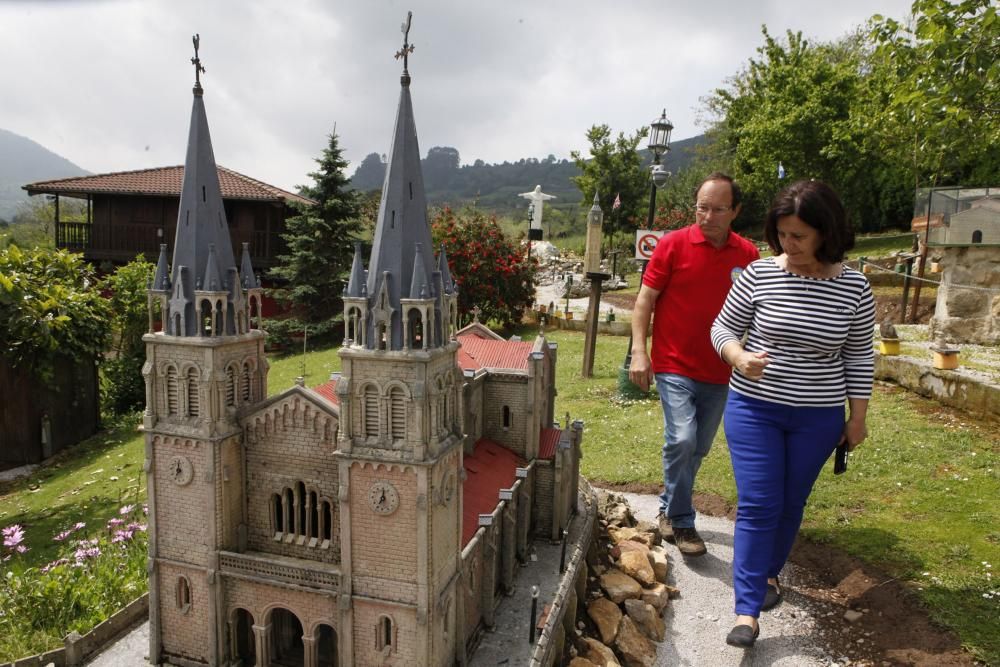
[0, 0, 915, 192]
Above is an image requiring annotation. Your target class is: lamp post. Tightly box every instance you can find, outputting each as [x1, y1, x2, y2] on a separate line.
[619, 109, 673, 397]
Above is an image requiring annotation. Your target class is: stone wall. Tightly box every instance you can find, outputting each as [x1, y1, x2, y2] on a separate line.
[930, 246, 1000, 344]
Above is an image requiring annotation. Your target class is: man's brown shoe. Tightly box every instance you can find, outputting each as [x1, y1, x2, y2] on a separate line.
[657, 513, 674, 543]
[672, 526, 707, 557]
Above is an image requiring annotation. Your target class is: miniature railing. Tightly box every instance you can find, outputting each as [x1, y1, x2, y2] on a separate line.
[219, 551, 340, 591]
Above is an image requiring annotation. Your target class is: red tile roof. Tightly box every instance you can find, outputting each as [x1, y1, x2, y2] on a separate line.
[538, 427, 563, 460]
[456, 335, 534, 372]
[310, 380, 340, 406]
[462, 438, 523, 546]
[23, 165, 314, 206]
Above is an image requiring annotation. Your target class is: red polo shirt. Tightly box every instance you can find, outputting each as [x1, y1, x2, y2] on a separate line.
[642, 224, 759, 384]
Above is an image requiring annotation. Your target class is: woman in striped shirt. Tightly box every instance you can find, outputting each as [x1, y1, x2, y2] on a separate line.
[710, 180, 875, 648]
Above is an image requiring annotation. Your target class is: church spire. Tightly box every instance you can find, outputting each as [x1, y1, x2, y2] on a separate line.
[155, 35, 245, 337]
[362, 13, 438, 350]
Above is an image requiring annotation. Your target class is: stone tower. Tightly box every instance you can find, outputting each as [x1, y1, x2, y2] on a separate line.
[334, 18, 465, 665]
[142, 37, 267, 666]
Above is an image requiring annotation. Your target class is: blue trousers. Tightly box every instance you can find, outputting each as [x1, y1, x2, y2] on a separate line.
[723, 391, 843, 617]
[655, 373, 729, 528]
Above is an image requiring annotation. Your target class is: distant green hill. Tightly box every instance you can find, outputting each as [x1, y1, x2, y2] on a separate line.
[350, 134, 710, 216]
[0, 129, 89, 222]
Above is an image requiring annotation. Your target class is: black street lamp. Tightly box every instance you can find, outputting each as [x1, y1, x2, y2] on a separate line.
[645, 109, 673, 229]
[619, 109, 673, 398]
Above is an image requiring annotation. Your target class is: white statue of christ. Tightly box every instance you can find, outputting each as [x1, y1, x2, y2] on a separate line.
[519, 185, 556, 231]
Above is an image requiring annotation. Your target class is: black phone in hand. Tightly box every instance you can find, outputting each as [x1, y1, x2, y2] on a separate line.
[834, 442, 848, 475]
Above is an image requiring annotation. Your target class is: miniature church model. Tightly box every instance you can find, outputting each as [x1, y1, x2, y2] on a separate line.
[143, 29, 581, 667]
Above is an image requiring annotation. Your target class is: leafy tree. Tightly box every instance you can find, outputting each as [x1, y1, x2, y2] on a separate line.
[706, 28, 881, 227]
[869, 0, 1000, 188]
[268, 131, 362, 345]
[423, 146, 461, 191]
[0, 245, 110, 377]
[351, 152, 386, 191]
[431, 206, 537, 328]
[98, 255, 155, 415]
[571, 125, 649, 252]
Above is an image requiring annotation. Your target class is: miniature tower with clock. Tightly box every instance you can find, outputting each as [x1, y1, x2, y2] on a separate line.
[142, 36, 267, 666]
[334, 14, 464, 666]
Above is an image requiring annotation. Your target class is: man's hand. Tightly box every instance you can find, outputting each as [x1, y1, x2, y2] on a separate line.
[628, 350, 654, 392]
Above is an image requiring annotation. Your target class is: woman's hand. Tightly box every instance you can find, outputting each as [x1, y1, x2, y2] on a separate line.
[734, 350, 770, 381]
[841, 416, 868, 450]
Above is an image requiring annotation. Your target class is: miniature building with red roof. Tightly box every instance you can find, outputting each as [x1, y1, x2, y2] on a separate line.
[142, 31, 582, 667]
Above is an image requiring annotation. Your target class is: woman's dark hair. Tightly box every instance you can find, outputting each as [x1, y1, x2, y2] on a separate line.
[764, 180, 854, 263]
[694, 172, 742, 209]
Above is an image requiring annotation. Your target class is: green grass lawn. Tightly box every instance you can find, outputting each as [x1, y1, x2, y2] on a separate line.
[2, 327, 997, 663]
[852, 232, 917, 258]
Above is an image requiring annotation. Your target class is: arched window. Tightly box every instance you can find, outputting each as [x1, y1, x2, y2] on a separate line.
[176, 577, 191, 613]
[166, 366, 179, 415]
[284, 488, 294, 537]
[225, 365, 237, 407]
[376, 615, 394, 654]
[502, 405, 511, 430]
[321, 500, 333, 542]
[408, 309, 423, 349]
[389, 387, 406, 442]
[309, 490, 319, 539]
[972, 230, 983, 244]
[186, 368, 200, 417]
[241, 363, 253, 402]
[201, 300, 213, 336]
[272, 493, 283, 533]
[364, 386, 379, 437]
[297, 482, 307, 537]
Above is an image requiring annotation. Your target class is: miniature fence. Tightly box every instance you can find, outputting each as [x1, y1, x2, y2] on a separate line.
[0, 593, 148, 667]
[529, 479, 599, 666]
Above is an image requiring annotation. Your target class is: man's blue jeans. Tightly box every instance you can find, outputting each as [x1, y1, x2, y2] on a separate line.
[655, 373, 729, 528]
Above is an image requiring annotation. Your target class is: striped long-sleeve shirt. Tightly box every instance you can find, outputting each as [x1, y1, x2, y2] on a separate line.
[710, 257, 875, 407]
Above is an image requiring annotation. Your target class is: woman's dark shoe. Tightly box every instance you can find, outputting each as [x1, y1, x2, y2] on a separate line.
[725, 622, 760, 648]
[762, 578, 782, 611]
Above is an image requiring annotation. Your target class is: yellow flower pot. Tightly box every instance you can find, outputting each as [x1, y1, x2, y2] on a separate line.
[879, 339, 900, 355]
[932, 348, 960, 370]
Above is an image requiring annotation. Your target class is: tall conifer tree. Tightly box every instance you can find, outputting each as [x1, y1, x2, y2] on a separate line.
[269, 131, 362, 342]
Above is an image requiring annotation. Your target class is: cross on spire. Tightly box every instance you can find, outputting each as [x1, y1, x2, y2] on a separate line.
[191, 34, 206, 91]
[471, 305, 482, 323]
[394, 11, 415, 74]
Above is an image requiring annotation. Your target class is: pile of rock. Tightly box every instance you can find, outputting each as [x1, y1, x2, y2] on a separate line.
[568, 491, 677, 667]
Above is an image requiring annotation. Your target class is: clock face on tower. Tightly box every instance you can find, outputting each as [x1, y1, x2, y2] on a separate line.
[169, 455, 193, 486]
[367, 481, 399, 516]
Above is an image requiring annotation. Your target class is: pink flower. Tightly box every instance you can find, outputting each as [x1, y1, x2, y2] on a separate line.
[54, 522, 86, 542]
[119, 504, 136, 516]
[2, 524, 25, 549]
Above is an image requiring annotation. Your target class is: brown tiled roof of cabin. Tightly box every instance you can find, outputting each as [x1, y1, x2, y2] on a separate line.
[23, 165, 314, 206]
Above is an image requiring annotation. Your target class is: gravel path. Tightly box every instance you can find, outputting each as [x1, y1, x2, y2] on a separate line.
[620, 491, 852, 667]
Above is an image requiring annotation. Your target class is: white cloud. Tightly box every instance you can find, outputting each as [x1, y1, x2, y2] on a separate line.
[0, 0, 915, 191]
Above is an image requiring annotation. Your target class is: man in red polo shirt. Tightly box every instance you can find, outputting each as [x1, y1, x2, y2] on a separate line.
[629, 172, 759, 556]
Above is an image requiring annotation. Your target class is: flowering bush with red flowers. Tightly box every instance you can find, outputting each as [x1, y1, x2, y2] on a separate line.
[651, 205, 692, 232]
[431, 207, 537, 328]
